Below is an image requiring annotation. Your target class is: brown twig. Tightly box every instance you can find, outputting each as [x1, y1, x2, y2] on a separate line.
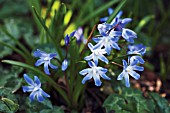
[111, 61, 123, 67]
[80, 24, 97, 56]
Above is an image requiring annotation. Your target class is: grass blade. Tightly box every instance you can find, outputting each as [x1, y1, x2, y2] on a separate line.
[107, 0, 127, 23]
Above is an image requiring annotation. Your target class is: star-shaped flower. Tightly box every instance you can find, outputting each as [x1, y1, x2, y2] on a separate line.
[34, 49, 58, 75]
[79, 61, 110, 86]
[117, 57, 144, 87]
[93, 30, 121, 55]
[84, 43, 108, 65]
[22, 74, 50, 102]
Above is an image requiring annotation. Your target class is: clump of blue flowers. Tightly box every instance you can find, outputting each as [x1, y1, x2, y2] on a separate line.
[22, 74, 50, 102]
[79, 8, 146, 87]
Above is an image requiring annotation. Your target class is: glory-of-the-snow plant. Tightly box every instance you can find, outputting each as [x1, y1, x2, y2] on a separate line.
[22, 8, 146, 102]
[79, 8, 146, 87]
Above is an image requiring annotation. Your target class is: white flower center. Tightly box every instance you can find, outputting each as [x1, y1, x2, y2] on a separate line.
[33, 86, 40, 92]
[92, 68, 97, 75]
[94, 51, 100, 56]
[44, 56, 49, 61]
[126, 66, 132, 72]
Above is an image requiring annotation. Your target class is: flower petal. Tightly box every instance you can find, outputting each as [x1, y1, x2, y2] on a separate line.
[29, 91, 36, 102]
[84, 54, 93, 61]
[44, 63, 50, 75]
[34, 76, 41, 87]
[129, 71, 140, 80]
[100, 74, 111, 80]
[93, 74, 102, 86]
[132, 65, 144, 71]
[124, 73, 130, 87]
[117, 72, 125, 80]
[22, 86, 34, 92]
[37, 92, 44, 102]
[108, 8, 114, 15]
[111, 42, 120, 50]
[49, 53, 57, 58]
[35, 59, 44, 67]
[61, 59, 68, 71]
[49, 63, 58, 69]
[98, 55, 109, 64]
[82, 74, 92, 84]
[79, 68, 91, 75]
[88, 43, 94, 51]
[88, 61, 96, 67]
[40, 89, 50, 98]
[23, 74, 34, 86]
[122, 60, 128, 69]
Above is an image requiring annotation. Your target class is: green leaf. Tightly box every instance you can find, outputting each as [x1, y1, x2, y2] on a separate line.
[107, 0, 127, 23]
[2, 60, 70, 106]
[103, 88, 155, 113]
[0, 88, 19, 113]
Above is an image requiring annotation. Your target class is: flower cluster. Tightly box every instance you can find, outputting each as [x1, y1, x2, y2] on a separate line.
[79, 8, 146, 87]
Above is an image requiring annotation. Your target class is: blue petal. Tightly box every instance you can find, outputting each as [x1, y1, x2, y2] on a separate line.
[100, 17, 108, 22]
[111, 42, 120, 50]
[22, 86, 34, 92]
[129, 71, 140, 80]
[129, 56, 138, 66]
[88, 43, 94, 50]
[122, 60, 128, 68]
[132, 65, 144, 71]
[100, 74, 111, 80]
[93, 56, 98, 65]
[65, 35, 70, 46]
[124, 73, 130, 87]
[82, 74, 92, 84]
[49, 53, 57, 58]
[29, 91, 36, 102]
[105, 44, 111, 55]
[88, 61, 96, 67]
[79, 68, 91, 75]
[23, 74, 34, 86]
[93, 41, 103, 49]
[34, 76, 41, 87]
[120, 18, 132, 27]
[37, 92, 44, 102]
[61, 59, 68, 71]
[35, 59, 44, 67]
[98, 67, 107, 73]
[109, 30, 122, 37]
[70, 30, 76, 37]
[92, 37, 102, 43]
[98, 55, 108, 64]
[122, 28, 137, 42]
[44, 63, 50, 75]
[117, 72, 125, 80]
[34, 49, 47, 57]
[116, 11, 123, 18]
[93, 75, 102, 86]
[40, 89, 50, 98]
[49, 63, 58, 69]
[84, 54, 93, 61]
[111, 36, 119, 42]
[108, 8, 114, 15]
[135, 56, 145, 64]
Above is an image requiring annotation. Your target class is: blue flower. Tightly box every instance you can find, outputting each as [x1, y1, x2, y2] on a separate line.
[34, 49, 58, 75]
[61, 59, 68, 71]
[93, 29, 121, 55]
[79, 61, 110, 86]
[22, 74, 50, 102]
[100, 8, 123, 22]
[127, 44, 146, 64]
[64, 30, 76, 46]
[117, 58, 144, 87]
[84, 43, 108, 65]
[122, 28, 137, 43]
[74, 27, 87, 44]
